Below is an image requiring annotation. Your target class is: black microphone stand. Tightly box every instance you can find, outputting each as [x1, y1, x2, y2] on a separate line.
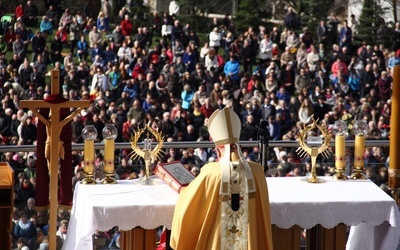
[257, 119, 270, 171]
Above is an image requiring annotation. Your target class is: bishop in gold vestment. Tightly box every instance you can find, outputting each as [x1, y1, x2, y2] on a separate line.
[170, 107, 273, 250]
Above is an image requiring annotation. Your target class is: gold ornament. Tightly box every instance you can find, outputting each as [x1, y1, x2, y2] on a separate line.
[296, 117, 333, 183]
[130, 125, 164, 184]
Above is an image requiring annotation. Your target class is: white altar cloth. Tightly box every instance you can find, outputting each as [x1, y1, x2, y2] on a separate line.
[63, 177, 178, 250]
[63, 176, 400, 250]
[267, 177, 400, 250]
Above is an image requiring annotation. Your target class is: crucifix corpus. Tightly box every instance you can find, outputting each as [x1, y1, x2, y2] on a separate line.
[20, 70, 90, 250]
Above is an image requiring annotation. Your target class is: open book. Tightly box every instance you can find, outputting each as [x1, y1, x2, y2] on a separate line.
[154, 161, 195, 193]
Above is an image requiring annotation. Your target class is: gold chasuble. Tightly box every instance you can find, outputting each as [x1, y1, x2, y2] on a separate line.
[170, 107, 273, 250]
[170, 161, 273, 250]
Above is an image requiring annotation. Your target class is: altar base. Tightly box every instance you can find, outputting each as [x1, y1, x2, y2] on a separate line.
[307, 223, 346, 250]
[119, 224, 346, 250]
[120, 227, 157, 250]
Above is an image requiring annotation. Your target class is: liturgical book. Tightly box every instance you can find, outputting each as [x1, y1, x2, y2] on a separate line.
[154, 161, 195, 193]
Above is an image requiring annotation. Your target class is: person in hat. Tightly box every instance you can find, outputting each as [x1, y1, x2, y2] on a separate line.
[170, 107, 273, 249]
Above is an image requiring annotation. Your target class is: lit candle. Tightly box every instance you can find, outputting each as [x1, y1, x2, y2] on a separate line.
[389, 66, 400, 189]
[335, 135, 345, 168]
[104, 139, 114, 172]
[102, 124, 118, 174]
[354, 135, 365, 168]
[352, 120, 368, 179]
[82, 125, 98, 174]
[81, 125, 98, 184]
[84, 138, 94, 173]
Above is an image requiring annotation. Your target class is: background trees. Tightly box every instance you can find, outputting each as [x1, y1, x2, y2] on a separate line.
[357, 0, 391, 47]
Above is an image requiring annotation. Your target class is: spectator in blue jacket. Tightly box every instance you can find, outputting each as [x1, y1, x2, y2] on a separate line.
[183, 45, 197, 73]
[77, 35, 89, 61]
[39, 16, 53, 37]
[14, 212, 38, 249]
[91, 42, 103, 62]
[102, 45, 117, 65]
[123, 79, 139, 100]
[181, 84, 194, 110]
[224, 55, 240, 83]
[348, 69, 360, 98]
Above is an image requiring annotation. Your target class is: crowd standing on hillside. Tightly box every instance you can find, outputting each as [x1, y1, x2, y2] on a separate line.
[0, 0, 394, 248]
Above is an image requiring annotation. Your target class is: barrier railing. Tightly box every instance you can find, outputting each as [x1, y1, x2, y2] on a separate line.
[0, 140, 389, 153]
[0, 140, 391, 152]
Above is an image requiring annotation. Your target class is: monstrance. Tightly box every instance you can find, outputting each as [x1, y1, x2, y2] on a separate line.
[296, 117, 333, 183]
[130, 124, 164, 184]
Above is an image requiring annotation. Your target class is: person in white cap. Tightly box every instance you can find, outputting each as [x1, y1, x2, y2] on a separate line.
[170, 107, 273, 249]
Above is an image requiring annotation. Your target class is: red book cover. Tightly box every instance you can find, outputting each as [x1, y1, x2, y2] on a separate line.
[154, 161, 195, 193]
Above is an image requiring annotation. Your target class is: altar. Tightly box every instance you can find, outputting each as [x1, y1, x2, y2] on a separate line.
[63, 176, 400, 250]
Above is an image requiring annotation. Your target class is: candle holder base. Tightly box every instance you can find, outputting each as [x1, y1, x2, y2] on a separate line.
[81, 176, 96, 184]
[140, 175, 154, 185]
[101, 176, 117, 184]
[350, 169, 367, 180]
[301, 175, 326, 183]
[333, 170, 348, 181]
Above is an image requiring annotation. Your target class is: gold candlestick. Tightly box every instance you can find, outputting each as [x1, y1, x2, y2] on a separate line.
[81, 125, 97, 184]
[351, 120, 368, 179]
[130, 125, 164, 184]
[332, 120, 348, 180]
[101, 124, 118, 184]
[389, 66, 400, 199]
[296, 117, 333, 183]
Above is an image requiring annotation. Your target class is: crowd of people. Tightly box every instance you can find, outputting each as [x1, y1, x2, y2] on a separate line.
[0, 0, 396, 248]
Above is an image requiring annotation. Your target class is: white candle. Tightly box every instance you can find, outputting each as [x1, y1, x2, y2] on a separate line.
[84, 139, 94, 173]
[104, 139, 114, 172]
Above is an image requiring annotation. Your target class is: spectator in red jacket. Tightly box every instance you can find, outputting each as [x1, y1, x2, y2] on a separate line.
[132, 57, 145, 79]
[200, 98, 215, 118]
[55, 26, 68, 47]
[122, 118, 138, 142]
[330, 57, 348, 79]
[15, 3, 24, 20]
[120, 15, 133, 37]
[5, 26, 16, 51]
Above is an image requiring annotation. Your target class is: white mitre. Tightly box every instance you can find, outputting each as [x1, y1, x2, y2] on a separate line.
[208, 107, 256, 199]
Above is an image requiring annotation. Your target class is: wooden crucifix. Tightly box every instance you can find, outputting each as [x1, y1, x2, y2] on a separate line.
[20, 70, 90, 250]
